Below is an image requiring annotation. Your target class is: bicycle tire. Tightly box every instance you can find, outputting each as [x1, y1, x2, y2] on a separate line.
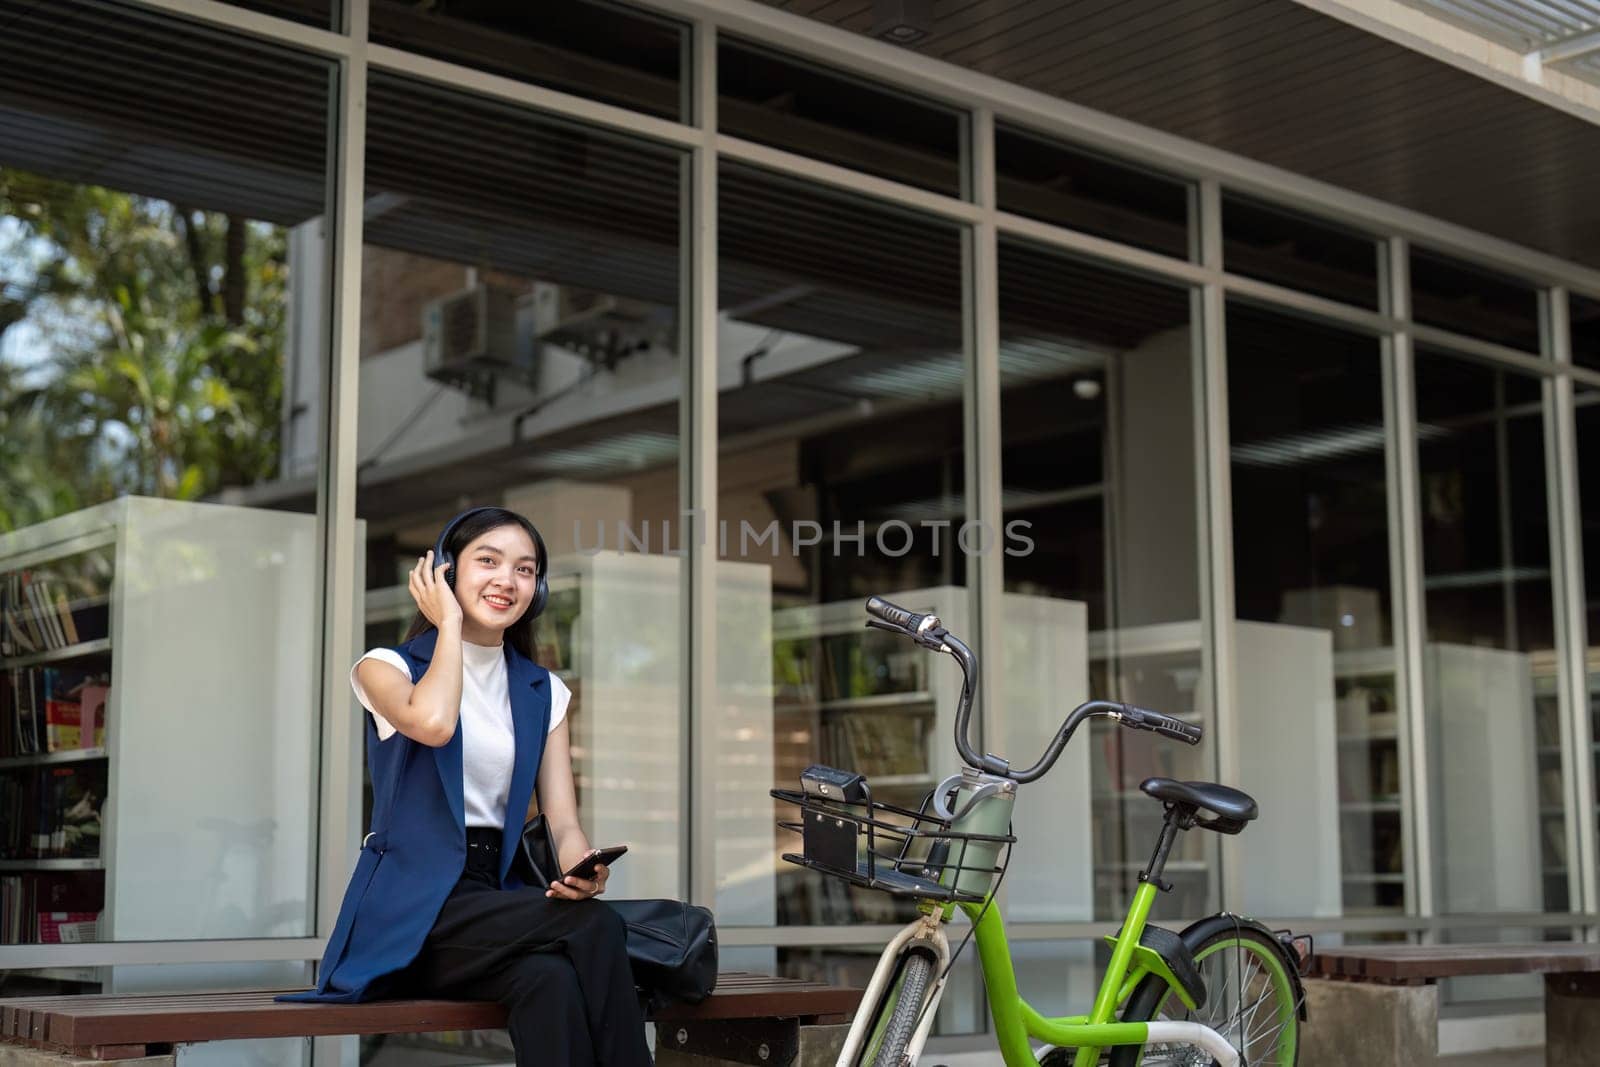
[866, 947, 938, 1067]
[1110, 924, 1299, 1067]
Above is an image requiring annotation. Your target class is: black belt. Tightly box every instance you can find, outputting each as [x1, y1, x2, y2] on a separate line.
[466, 828, 502, 854]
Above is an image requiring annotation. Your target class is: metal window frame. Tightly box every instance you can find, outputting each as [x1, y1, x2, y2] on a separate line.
[683, 17, 719, 911]
[1546, 288, 1600, 925]
[1383, 238, 1437, 920]
[12, 0, 1589, 987]
[1195, 180, 1241, 911]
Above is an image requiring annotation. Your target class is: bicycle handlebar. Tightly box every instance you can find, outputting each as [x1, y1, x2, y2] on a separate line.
[861, 596, 1203, 784]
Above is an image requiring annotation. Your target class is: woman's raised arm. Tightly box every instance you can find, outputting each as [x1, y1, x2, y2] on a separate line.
[356, 551, 465, 747]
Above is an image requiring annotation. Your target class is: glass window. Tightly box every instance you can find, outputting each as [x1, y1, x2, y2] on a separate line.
[1413, 351, 1566, 917]
[719, 39, 968, 197]
[1410, 249, 1542, 352]
[997, 240, 1210, 922]
[370, 0, 688, 121]
[1227, 303, 1398, 917]
[716, 163, 972, 1029]
[1572, 293, 1600, 372]
[221, 0, 334, 28]
[0, 0, 328, 1014]
[995, 124, 1191, 260]
[1222, 195, 1380, 309]
[352, 76, 685, 1067]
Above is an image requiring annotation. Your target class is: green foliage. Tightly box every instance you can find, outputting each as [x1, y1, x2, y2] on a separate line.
[0, 169, 288, 532]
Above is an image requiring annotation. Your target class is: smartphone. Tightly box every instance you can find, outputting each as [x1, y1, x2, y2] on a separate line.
[563, 844, 628, 882]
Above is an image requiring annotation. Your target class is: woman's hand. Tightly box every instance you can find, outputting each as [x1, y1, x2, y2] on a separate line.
[546, 861, 609, 901]
[409, 549, 462, 629]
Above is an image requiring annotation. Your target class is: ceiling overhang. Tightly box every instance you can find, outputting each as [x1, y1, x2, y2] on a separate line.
[760, 0, 1600, 271]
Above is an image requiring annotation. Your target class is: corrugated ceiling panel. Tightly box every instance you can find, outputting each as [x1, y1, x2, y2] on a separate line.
[759, 0, 1600, 268]
[1399, 0, 1600, 49]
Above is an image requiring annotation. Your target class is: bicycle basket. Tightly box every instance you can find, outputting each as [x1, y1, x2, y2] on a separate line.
[771, 780, 1013, 905]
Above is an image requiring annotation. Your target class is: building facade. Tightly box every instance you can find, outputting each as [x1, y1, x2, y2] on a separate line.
[1, 0, 1598, 1062]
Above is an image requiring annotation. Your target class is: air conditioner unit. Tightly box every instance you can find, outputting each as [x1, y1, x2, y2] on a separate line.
[422, 284, 535, 398]
[531, 282, 670, 369]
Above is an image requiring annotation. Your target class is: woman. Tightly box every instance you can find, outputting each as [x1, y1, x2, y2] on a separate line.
[281, 506, 653, 1067]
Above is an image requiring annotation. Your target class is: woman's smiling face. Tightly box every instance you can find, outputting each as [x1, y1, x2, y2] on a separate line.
[453, 523, 540, 637]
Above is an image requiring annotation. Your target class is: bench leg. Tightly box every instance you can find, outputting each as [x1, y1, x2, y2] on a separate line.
[1545, 973, 1600, 1067]
[655, 1019, 850, 1067]
[1299, 978, 1438, 1067]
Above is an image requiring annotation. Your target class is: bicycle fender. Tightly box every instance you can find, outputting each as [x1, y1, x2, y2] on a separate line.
[1174, 914, 1309, 1021]
[1105, 924, 1205, 1012]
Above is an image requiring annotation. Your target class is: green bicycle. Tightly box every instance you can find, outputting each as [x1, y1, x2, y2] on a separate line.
[774, 596, 1308, 1067]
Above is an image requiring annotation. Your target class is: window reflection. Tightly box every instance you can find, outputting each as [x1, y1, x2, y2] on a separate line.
[1227, 304, 1397, 917]
[1411, 249, 1541, 352]
[715, 166, 969, 1034]
[720, 39, 968, 196]
[1572, 293, 1600, 372]
[995, 125, 1191, 259]
[1222, 195, 1379, 309]
[370, 0, 688, 120]
[0, 0, 331, 1027]
[996, 241, 1210, 922]
[352, 76, 688, 1041]
[1414, 351, 1565, 917]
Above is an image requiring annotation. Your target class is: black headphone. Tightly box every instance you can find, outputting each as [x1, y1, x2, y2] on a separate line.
[433, 506, 550, 619]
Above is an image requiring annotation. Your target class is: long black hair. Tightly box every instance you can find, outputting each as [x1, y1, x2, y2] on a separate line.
[403, 506, 545, 661]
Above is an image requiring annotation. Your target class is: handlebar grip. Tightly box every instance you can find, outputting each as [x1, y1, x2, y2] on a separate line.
[864, 596, 933, 634]
[1119, 704, 1203, 746]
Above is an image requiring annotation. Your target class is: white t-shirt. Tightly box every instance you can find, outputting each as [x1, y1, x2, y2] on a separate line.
[350, 641, 571, 829]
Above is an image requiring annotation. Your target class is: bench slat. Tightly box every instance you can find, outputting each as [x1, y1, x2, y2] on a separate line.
[0, 973, 861, 1053]
[1310, 943, 1600, 982]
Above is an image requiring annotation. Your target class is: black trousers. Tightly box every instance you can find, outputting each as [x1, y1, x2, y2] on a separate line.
[408, 832, 654, 1067]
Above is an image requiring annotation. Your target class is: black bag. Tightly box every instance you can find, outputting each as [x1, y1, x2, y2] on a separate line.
[516, 815, 718, 1008]
[606, 898, 719, 1009]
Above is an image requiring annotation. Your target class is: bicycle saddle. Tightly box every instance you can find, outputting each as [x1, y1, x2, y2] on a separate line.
[1140, 777, 1258, 834]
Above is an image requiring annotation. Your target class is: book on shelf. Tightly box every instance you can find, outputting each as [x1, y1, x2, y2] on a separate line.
[772, 638, 819, 707]
[1, 666, 109, 759]
[0, 870, 103, 945]
[834, 711, 926, 778]
[0, 762, 105, 860]
[1, 566, 110, 658]
[1099, 730, 1183, 792]
[1542, 816, 1568, 867]
[1534, 705, 1562, 748]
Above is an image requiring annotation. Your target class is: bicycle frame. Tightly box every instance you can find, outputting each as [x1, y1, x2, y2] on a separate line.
[838, 882, 1240, 1067]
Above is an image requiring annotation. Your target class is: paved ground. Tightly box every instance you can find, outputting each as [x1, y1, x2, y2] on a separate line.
[1443, 1051, 1542, 1066]
[367, 1038, 1551, 1065]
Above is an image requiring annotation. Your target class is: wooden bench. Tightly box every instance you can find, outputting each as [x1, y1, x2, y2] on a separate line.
[1301, 942, 1600, 1067]
[0, 972, 860, 1066]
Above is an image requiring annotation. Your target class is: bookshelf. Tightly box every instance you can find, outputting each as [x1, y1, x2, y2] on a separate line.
[1087, 622, 1214, 920]
[1332, 645, 1406, 916]
[0, 497, 340, 1001]
[1527, 648, 1600, 915]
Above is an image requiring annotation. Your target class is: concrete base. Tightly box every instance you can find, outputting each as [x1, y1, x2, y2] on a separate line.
[656, 1023, 849, 1067]
[1300, 978, 1439, 1067]
[1545, 973, 1600, 1067]
[0, 1052, 172, 1067]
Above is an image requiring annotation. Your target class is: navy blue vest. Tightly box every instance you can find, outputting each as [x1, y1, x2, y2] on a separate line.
[281, 629, 551, 1002]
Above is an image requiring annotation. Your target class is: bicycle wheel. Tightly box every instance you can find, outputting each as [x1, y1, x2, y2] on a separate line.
[1110, 924, 1299, 1067]
[860, 947, 938, 1067]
